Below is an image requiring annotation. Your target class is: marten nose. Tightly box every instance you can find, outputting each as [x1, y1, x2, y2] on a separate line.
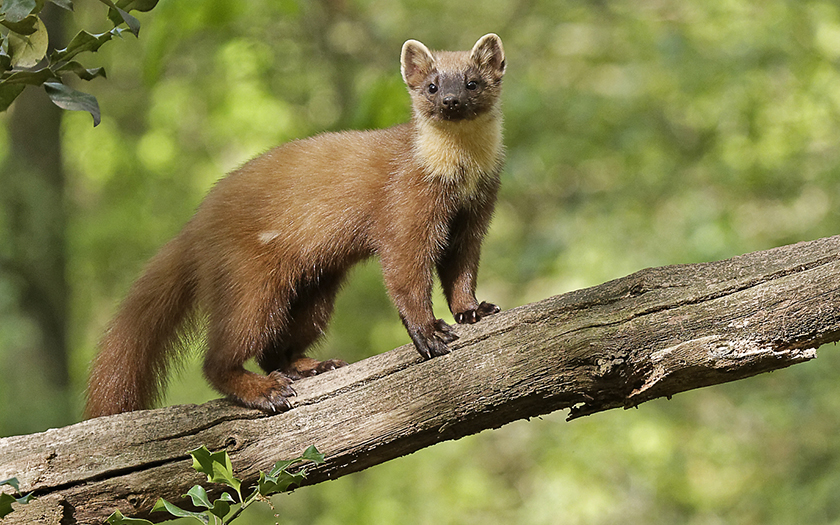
[442, 95, 460, 109]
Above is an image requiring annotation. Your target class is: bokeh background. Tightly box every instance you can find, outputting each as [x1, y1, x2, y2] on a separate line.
[2, 0, 840, 523]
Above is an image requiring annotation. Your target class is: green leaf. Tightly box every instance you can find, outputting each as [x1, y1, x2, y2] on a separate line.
[258, 469, 306, 496]
[1, 0, 37, 23]
[185, 485, 213, 509]
[0, 84, 25, 111]
[1, 14, 39, 36]
[43, 81, 100, 125]
[0, 493, 17, 519]
[188, 446, 242, 495]
[301, 445, 326, 464]
[55, 60, 106, 81]
[266, 459, 296, 477]
[97, 0, 140, 36]
[0, 479, 35, 519]
[105, 509, 155, 525]
[258, 446, 324, 496]
[0, 50, 12, 73]
[189, 446, 231, 481]
[7, 15, 48, 68]
[3, 68, 58, 85]
[183, 485, 234, 519]
[152, 498, 213, 524]
[49, 28, 123, 65]
[208, 494, 234, 519]
[0, 478, 21, 492]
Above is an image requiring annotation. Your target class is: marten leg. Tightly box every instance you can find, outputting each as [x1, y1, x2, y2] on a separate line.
[257, 272, 348, 380]
[381, 248, 458, 360]
[438, 206, 500, 324]
[203, 273, 297, 412]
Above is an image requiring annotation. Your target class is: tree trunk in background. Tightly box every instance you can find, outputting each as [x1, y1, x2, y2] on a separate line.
[0, 5, 70, 428]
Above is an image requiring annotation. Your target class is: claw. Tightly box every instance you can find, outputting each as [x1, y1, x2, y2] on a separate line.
[408, 322, 452, 360]
[455, 301, 500, 324]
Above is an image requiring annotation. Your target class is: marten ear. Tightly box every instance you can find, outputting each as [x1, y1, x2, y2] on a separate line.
[471, 33, 505, 77]
[401, 39, 435, 89]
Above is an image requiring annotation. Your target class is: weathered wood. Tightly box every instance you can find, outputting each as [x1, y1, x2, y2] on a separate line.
[2, 235, 839, 524]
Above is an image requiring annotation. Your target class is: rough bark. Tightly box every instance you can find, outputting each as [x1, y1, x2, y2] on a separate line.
[2, 235, 839, 524]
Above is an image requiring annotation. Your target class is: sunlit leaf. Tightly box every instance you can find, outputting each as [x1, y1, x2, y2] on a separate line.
[184, 485, 213, 509]
[7, 15, 48, 68]
[44, 81, 101, 125]
[188, 446, 242, 494]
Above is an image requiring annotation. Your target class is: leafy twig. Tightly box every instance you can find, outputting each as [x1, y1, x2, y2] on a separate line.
[0, 477, 35, 519]
[106, 445, 326, 524]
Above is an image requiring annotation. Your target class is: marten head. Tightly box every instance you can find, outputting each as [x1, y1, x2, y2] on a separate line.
[401, 34, 505, 123]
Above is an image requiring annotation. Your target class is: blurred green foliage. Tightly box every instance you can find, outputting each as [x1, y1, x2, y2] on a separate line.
[1, 0, 840, 523]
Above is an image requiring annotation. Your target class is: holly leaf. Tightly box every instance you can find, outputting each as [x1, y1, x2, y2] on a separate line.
[3, 68, 58, 85]
[7, 15, 48, 68]
[258, 445, 325, 495]
[97, 0, 140, 36]
[49, 27, 124, 65]
[184, 486, 235, 519]
[55, 60, 106, 81]
[301, 445, 326, 464]
[0, 494, 18, 519]
[152, 498, 226, 524]
[0, 478, 21, 492]
[258, 469, 307, 496]
[44, 81, 101, 125]
[188, 446, 242, 495]
[0, 478, 34, 519]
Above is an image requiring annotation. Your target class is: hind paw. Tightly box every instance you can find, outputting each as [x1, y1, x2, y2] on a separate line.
[284, 357, 348, 380]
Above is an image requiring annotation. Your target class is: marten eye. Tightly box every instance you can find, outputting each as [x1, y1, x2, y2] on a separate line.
[428, 83, 438, 94]
[466, 80, 478, 90]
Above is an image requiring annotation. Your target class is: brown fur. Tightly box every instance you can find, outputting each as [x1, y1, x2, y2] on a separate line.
[85, 34, 506, 417]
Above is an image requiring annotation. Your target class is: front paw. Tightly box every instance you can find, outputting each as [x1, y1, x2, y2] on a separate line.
[454, 301, 500, 324]
[409, 319, 459, 360]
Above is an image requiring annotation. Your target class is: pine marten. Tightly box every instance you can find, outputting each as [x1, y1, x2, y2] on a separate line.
[85, 33, 506, 417]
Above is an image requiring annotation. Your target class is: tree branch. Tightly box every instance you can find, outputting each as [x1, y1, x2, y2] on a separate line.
[2, 235, 839, 524]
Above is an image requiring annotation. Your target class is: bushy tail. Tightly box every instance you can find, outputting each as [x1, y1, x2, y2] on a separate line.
[85, 235, 196, 418]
